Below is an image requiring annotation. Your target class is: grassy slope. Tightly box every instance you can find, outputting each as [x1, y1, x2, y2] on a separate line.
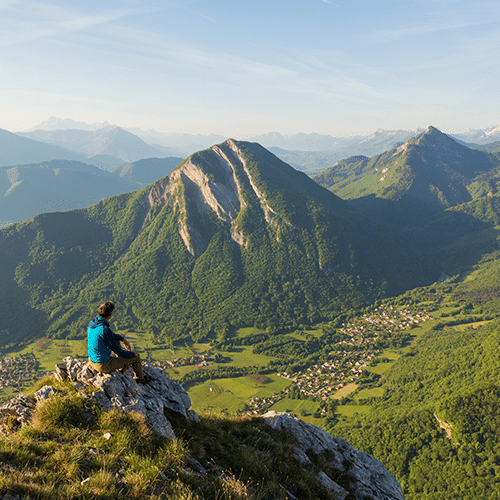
[0, 376, 336, 500]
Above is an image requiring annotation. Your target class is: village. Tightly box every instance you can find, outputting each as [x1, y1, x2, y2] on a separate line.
[0, 352, 39, 393]
[244, 304, 432, 415]
[152, 353, 214, 370]
[0, 305, 431, 413]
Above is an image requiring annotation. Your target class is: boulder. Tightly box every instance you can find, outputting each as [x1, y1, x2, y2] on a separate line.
[0, 394, 36, 428]
[262, 411, 404, 500]
[54, 356, 199, 438]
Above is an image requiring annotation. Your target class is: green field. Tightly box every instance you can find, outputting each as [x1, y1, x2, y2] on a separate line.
[368, 362, 394, 375]
[332, 383, 358, 400]
[189, 374, 292, 414]
[0, 304, 449, 424]
[268, 397, 322, 426]
[355, 387, 384, 400]
[336, 405, 372, 417]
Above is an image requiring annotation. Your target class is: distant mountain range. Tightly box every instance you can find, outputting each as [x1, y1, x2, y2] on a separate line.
[0, 128, 85, 166]
[0, 140, 436, 346]
[22, 117, 500, 150]
[18, 127, 167, 168]
[23, 116, 114, 132]
[0, 157, 183, 226]
[451, 125, 500, 144]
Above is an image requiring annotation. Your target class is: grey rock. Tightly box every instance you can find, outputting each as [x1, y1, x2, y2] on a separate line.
[34, 385, 57, 401]
[145, 411, 175, 439]
[0, 394, 36, 427]
[262, 411, 404, 500]
[53, 356, 198, 439]
[317, 471, 348, 499]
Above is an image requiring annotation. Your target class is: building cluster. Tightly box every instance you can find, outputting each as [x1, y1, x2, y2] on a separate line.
[152, 353, 213, 370]
[246, 304, 431, 415]
[339, 304, 432, 340]
[277, 350, 378, 399]
[0, 353, 38, 392]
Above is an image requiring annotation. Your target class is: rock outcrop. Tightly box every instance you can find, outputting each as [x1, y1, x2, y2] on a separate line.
[0, 356, 198, 439]
[54, 356, 199, 439]
[262, 411, 404, 500]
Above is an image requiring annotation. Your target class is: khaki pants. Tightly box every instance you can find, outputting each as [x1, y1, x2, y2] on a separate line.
[89, 354, 145, 381]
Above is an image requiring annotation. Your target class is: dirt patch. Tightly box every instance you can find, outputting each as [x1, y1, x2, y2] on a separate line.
[246, 373, 270, 384]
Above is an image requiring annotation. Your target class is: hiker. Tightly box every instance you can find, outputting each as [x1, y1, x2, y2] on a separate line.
[87, 300, 146, 382]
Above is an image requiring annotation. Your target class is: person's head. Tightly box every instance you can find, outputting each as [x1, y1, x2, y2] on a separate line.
[98, 301, 115, 320]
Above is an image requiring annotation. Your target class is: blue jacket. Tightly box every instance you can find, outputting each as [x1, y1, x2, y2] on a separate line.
[87, 316, 135, 363]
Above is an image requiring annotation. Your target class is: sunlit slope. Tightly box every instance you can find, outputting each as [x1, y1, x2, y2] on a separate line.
[315, 126, 500, 229]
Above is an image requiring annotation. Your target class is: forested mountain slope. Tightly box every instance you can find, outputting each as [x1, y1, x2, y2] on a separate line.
[0, 140, 438, 347]
[328, 262, 500, 498]
[109, 157, 184, 186]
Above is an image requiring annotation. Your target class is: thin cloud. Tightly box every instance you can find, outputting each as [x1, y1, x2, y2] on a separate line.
[0, 2, 156, 47]
[369, 20, 481, 43]
[178, 5, 216, 22]
[91, 22, 388, 107]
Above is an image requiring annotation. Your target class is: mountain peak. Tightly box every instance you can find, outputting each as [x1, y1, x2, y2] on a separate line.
[392, 125, 462, 156]
[22, 117, 114, 132]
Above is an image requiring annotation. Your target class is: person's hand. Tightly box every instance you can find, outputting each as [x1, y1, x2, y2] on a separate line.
[122, 339, 132, 351]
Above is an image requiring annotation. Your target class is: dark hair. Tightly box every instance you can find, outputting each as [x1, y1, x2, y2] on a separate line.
[98, 301, 115, 319]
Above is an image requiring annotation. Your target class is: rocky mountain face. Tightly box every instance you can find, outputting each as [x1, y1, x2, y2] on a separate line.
[0, 357, 404, 500]
[0, 139, 437, 344]
[264, 411, 404, 500]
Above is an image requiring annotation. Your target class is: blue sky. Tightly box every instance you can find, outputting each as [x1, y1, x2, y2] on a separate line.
[1, 0, 499, 136]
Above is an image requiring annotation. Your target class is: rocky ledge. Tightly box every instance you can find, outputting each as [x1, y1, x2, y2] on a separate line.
[1, 356, 198, 439]
[262, 411, 404, 500]
[0, 357, 404, 499]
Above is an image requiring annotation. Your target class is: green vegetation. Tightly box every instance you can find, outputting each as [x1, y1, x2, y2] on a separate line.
[0, 376, 336, 499]
[6, 134, 500, 498]
[317, 267, 500, 499]
[314, 127, 500, 238]
[0, 140, 437, 349]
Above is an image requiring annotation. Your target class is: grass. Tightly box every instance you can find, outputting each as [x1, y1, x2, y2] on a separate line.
[368, 363, 394, 375]
[234, 327, 266, 338]
[0, 377, 338, 500]
[189, 374, 292, 414]
[336, 405, 372, 417]
[332, 383, 358, 400]
[7, 340, 87, 371]
[354, 387, 384, 400]
[454, 320, 491, 331]
[267, 398, 322, 425]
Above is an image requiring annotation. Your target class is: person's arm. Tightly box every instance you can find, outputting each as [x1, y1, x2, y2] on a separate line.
[104, 327, 136, 358]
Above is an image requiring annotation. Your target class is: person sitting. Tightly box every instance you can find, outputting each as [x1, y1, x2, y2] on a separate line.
[87, 300, 146, 383]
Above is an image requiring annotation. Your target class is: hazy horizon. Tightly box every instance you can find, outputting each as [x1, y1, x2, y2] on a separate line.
[1, 0, 499, 137]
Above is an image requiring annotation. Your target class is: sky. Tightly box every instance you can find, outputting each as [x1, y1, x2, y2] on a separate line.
[1, 0, 500, 137]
